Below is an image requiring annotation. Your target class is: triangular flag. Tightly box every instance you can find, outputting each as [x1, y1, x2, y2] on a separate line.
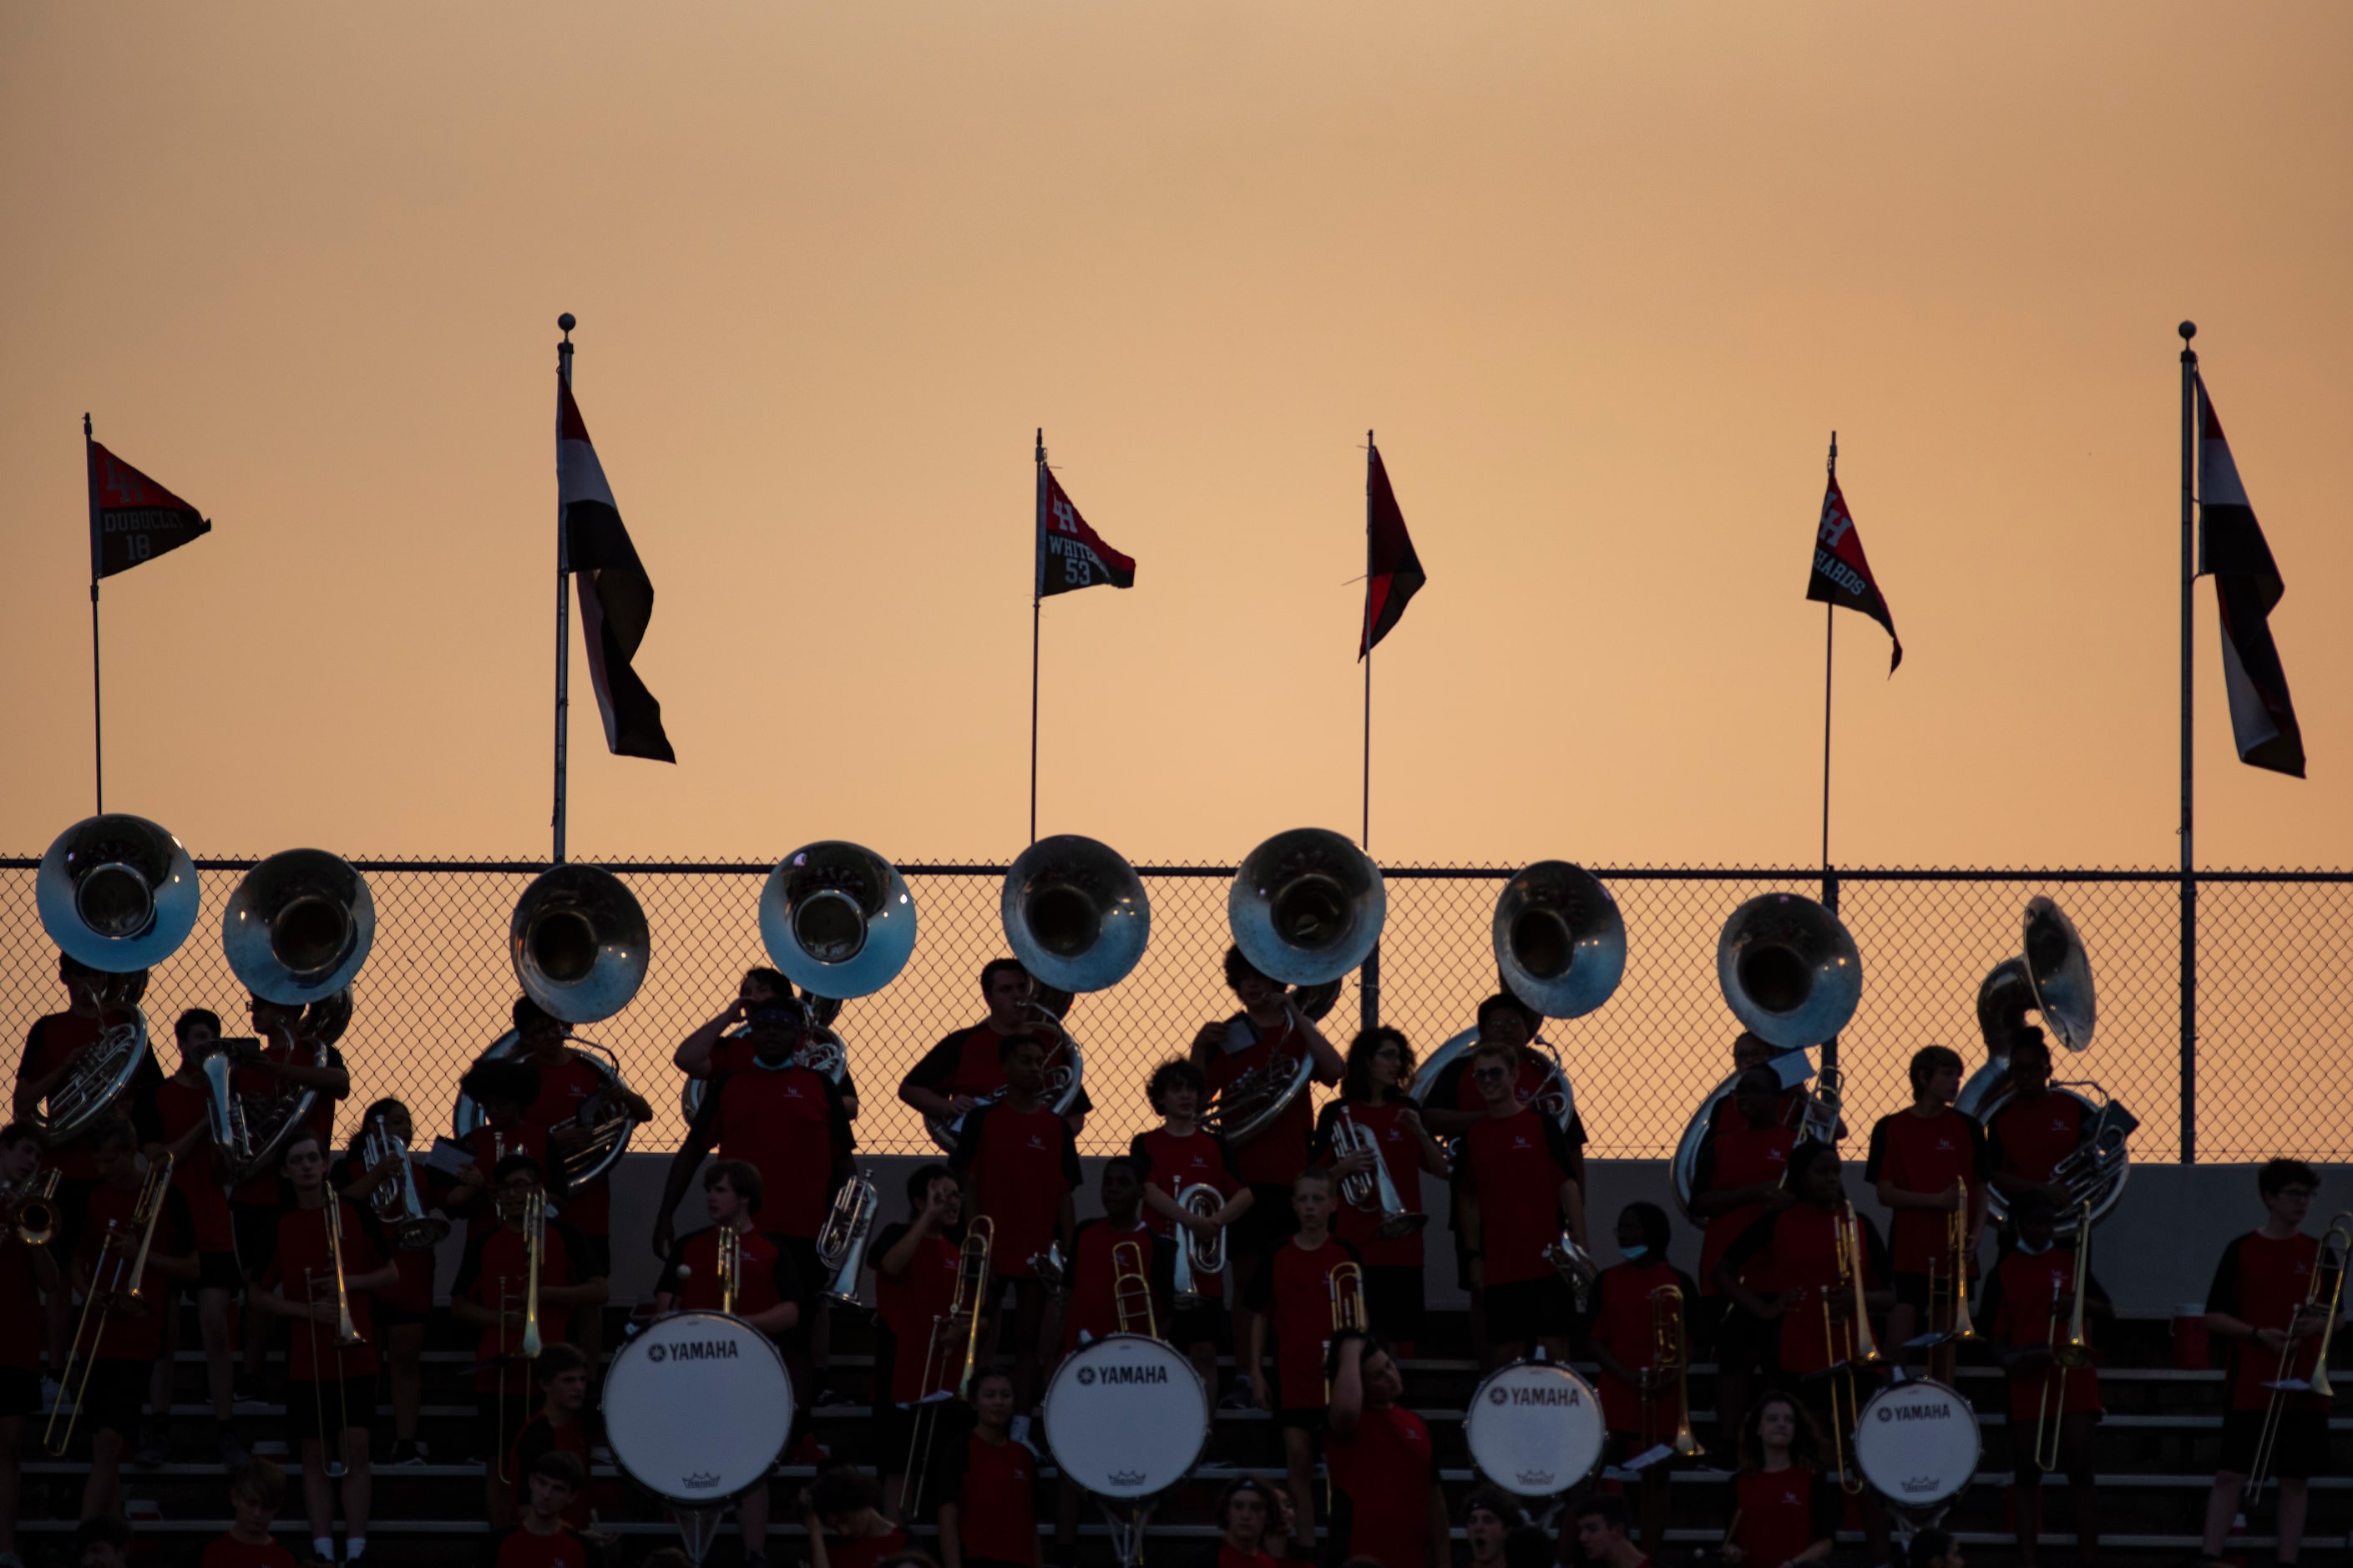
[1036, 466, 1136, 599]
[1360, 442, 1424, 659]
[1805, 473, 1902, 672]
[88, 438, 210, 581]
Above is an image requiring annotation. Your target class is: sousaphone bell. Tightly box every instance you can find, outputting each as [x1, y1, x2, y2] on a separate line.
[1716, 892, 1861, 1050]
[1495, 861, 1625, 1021]
[1002, 834, 1150, 996]
[762, 842, 916, 1003]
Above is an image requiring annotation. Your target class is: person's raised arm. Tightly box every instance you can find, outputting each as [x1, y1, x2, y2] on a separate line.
[673, 1001, 745, 1075]
[1293, 1005, 1344, 1085]
[653, 1094, 722, 1259]
[1327, 1333, 1366, 1439]
[798, 1490, 831, 1568]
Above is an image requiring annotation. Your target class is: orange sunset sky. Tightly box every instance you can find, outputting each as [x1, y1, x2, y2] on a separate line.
[3, 3, 2349, 876]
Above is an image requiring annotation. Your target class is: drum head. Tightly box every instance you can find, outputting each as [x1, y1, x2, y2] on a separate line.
[1465, 1361, 1607, 1498]
[1042, 1334, 1209, 1499]
[1854, 1378, 1981, 1508]
[603, 1312, 795, 1504]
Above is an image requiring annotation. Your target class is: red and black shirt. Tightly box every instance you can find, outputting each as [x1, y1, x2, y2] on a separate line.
[1718, 1204, 1889, 1377]
[1062, 1216, 1176, 1350]
[1458, 1108, 1580, 1286]
[1128, 1125, 1242, 1300]
[1586, 1258, 1702, 1438]
[73, 1178, 195, 1363]
[1986, 1093, 2088, 1190]
[688, 1060, 853, 1242]
[18, 1011, 162, 1181]
[1978, 1242, 2106, 1420]
[655, 1224, 804, 1321]
[200, 1535, 301, 1568]
[2208, 1229, 2328, 1413]
[1241, 1234, 1363, 1409]
[261, 1199, 387, 1381]
[453, 1216, 595, 1393]
[950, 1102, 1079, 1281]
[1691, 1122, 1796, 1296]
[1862, 1108, 1989, 1275]
[1728, 1466, 1836, 1568]
[934, 1429, 1040, 1560]
[1202, 1014, 1318, 1186]
[1312, 1098, 1430, 1267]
[903, 1024, 1091, 1118]
[1325, 1402, 1434, 1568]
[870, 1219, 965, 1404]
[1428, 1052, 1591, 1151]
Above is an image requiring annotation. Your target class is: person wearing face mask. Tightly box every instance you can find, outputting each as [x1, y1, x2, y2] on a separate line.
[1311, 1029, 1448, 1359]
[1584, 1202, 1699, 1553]
[1976, 1189, 2108, 1568]
[1688, 1066, 1795, 1453]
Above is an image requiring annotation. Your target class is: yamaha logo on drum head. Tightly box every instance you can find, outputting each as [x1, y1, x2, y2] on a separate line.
[1077, 1367, 1096, 1385]
[1489, 1388, 1509, 1405]
[648, 1344, 667, 1363]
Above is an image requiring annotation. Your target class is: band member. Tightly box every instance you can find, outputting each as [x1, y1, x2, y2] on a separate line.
[671, 966, 790, 1081]
[2199, 1158, 2339, 1568]
[1570, 1495, 1647, 1568]
[490, 1450, 590, 1568]
[1717, 1391, 1835, 1568]
[1460, 1490, 1519, 1568]
[1131, 1059, 1252, 1395]
[201, 1459, 301, 1568]
[1985, 1029, 2089, 1209]
[72, 1515, 134, 1568]
[149, 1008, 242, 1464]
[506, 1343, 596, 1532]
[69, 1115, 195, 1523]
[1978, 1190, 2108, 1568]
[802, 1464, 908, 1568]
[1586, 1202, 1700, 1554]
[1688, 1066, 1796, 1450]
[1194, 1477, 1294, 1568]
[1863, 1044, 1987, 1359]
[869, 1163, 966, 1517]
[950, 1033, 1079, 1439]
[900, 960, 1091, 1137]
[1704, 1032, 1816, 1136]
[1455, 1039, 1586, 1368]
[509, 998, 650, 1347]
[1062, 1159, 1174, 1352]
[0, 1122, 59, 1565]
[1242, 1166, 1361, 1546]
[333, 1100, 441, 1466]
[1324, 1330, 1443, 1568]
[229, 992, 352, 1400]
[1312, 1029, 1447, 1358]
[935, 1367, 1043, 1568]
[1907, 1530, 1964, 1568]
[1193, 946, 1346, 1406]
[451, 1151, 606, 1528]
[250, 1131, 395, 1567]
[445, 1061, 548, 1219]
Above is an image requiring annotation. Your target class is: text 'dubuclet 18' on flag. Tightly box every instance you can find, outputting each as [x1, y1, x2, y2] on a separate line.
[2197, 377, 2303, 778]
[1360, 443, 1424, 659]
[1805, 473, 1902, 673]
[88, 440, 210, 580]
[1035, 467, 1136, 599]
[558, 376, 675, 763]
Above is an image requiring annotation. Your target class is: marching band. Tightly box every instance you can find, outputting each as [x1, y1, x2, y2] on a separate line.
[7, 813, 2350, 1568]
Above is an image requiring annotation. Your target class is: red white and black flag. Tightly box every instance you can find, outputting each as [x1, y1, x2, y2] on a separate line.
[1360, 440, 1424, 658]
[1035, 464, 1136, 599]
[559, 376, 674, 763]
[87, 426, 210, 580]
[2198, 377, 2303, 777]
[1806, 471, 1902, 673]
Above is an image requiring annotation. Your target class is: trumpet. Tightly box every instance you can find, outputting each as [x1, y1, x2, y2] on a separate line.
[817, 1171, 878, 1306]
[2032, 1200, 2096, 1473]
[1332, 1105, 1426, 1239]
[1171, 1183, 1227, 1310]
[48, 1155, 175, 1455]
[2246, 1209, 2352, 1504]
[1112, 1238, 1157, 1338]
[1649, 1284, 1703, 1459]
[905, 1215, 994, 1518]
[3, 1170, 60, 1247]
[361, 1111, 448, 1252]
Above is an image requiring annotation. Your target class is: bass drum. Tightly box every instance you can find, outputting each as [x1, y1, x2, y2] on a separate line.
[1853, 1378, 1980, 1511]
[1042, 1333, 1210, 1500]
[1464, 1360, 1607, 1499]
[604, 1311, 795, 1505]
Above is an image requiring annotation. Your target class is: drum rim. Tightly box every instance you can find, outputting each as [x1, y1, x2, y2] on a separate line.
[601, 1308, 797, 1505]
[1852, 1376, 1981, 1507]
[1042, 1332, 1212, 1498]
[1463, 1358, 1607, 1500]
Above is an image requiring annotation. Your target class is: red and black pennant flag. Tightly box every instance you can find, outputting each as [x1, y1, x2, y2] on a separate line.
[1036, 464, 1136, 599]
[1360, 440, 1424, 659]
[2198, 377, 2304, 777]
[559, 376, 674, 763]
[1806, 471, 1902, 673]
[87, 427, 210, 581]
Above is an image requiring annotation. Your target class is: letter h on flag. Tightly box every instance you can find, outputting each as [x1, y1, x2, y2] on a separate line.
[1035, 463, 1136, 600]
[1806, 468, 1902, 672]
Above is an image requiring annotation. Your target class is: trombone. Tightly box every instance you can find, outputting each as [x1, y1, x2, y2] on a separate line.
[1820, 1202, 1881, 1495]
[1650, 1283, 1703, 1459]
[904, 1215, 994, 1518]
[1112, 1239, 1157, 1338]
[716, 1224, 742, 1315]
[306, 1198, 367, 1477]
[1920, 1181, 1981, 1372]
[48, 1154, 175, 1455]
[2246, 1210, 2352, 1504]
[492, 1186, 549, 1487]
[2032, 1200, 2096, 1473]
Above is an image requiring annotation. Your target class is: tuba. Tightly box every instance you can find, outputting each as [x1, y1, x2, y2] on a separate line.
[1716, 892, 1861, 1051]
[34, 814, 200, 1143]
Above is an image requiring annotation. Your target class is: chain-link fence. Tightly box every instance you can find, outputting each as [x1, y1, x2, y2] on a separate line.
[4, 857, 2347, 1165]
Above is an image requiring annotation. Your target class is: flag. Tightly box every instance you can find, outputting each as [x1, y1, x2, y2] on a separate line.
[1036, 466, 1136, 599]
[87, 434, 210, 580]
[558, 376, 674, 763]
[2198, 377, 2303, 777]
[1805, 472, 1902, 672]
[1359, 442, 1424, 658]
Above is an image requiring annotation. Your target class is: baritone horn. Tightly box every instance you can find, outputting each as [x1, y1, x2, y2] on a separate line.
[1331, 1104, 1424, 1238]
[362, 1110, 449, 1251]
[1171, 1183, 1227, 1309]
[1718, 893, 1861, 1050]
[817, 1170, 878, 1305]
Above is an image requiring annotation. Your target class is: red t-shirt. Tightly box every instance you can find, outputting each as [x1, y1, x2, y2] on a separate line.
[511, 1412, 598, 1529]
[1460, 1109, 1577, 1286]
[821, 1525, 908, 1568]
[1589, 1259, 1697, 1437]
[1129, 1125, 1242, 1301]
[1693, 1123, 1796, 1295]
[950, 1102, 1079, 1281]
[1241, 1235, 1361, 1409]
[1314, 1100, 1428, 1267]
[1730, 1466, 1834, 1568]
[517, 1050, 615, 1237]
[454, 1220, 589, 1393]
[1981, 1244, 2103, 1420]
[19, 1011, 159, 1181]
[1213, 1548, 1278, 1568]
[1986, 1093, 2087, 1188]
[154, 1076, 235, 1252]
[0, 1233, 44, 1372]
[873, 1222, 963, 1404]
[706, 1064, 848, 1242]
[1708, 1083, 1809, 1136]
[1718, 1205, 1888, 1378]
[943, 1430, 1039, 1562]
[200, 1535, 301, 1568]
[1202, 1015, 1316, 1186]
[224, 1038, 344, 1206]
[261, 1201, 383, 1381]
[74, 1180, 195, 1363]
[2209, 1229, 2326, 1412]
[1325, 1403, 1433, 1568]
[1062, 1216, 1172, 1350]
[904, 1024, 1059, 1104]
[1863, 1108, 1987, 1275]
[493, 1525, 591, 1568]
[656, 1225, 798, 1318]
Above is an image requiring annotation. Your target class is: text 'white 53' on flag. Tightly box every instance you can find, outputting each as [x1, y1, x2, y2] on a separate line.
[2197, 377, 2303, 779]
[559, 376, 675, 762]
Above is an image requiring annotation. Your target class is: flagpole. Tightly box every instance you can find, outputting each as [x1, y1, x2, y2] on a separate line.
[2178, 321, 2199, 1165]
[85, 413, 104, 814]
[553, 313, 576, 867]
[1031, 430, 1046, 847]
[1359, 429, 1381, 1030]
[1819, 432, 1838, 912]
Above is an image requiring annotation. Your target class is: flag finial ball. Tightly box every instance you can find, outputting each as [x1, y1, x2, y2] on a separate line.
[558, 312, 577, 334]
[2178, 321, 2196, 341]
